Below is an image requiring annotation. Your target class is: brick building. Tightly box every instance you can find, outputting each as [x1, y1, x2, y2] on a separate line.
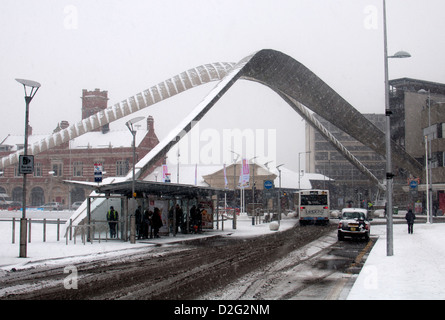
[0, 89, 163, 208]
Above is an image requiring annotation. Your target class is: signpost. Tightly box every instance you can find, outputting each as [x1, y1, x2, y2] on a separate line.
[409, 180, 418, 190]
[19, 155, 34, 174]
[409, 178, 418, 197]
[94, 163, 103, 183]
[264, 180, 273, 190]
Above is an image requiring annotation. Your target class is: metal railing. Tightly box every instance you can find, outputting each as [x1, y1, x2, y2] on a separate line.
[64, 220, 123, 245]
[2, 218, 64, 244]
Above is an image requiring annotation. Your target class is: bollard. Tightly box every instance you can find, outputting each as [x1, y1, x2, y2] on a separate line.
[20, 218, 27, 257]
[69, 219, 72, 240]
[43, 218, 46, 242]
[269, 221, 280, 231]
[28, 218, 32, 243]
[57, 218, 60, 241]
[12, 218, 15, 244]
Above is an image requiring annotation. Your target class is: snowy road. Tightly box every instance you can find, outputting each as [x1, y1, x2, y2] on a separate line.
[200, 230, 374, 300]
[0, 222, 374, 300]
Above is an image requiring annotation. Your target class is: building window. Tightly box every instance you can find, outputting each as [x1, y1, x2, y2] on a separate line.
[423, 125, 438, 141]
[73, 161, 83, 177]
[14, 166, 21, 177]
[34, 163, 42, 177]
[52, 162, 63, 177]
[116, 160, 129, 176]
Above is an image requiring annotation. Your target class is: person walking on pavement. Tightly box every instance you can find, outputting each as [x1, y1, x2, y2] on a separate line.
[405, 209, 416, 234]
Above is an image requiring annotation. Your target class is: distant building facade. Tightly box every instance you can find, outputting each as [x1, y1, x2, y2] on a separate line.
[389, 78, 445, 212]
[306, 113, 386, 209]
[0, 89, 163, 208]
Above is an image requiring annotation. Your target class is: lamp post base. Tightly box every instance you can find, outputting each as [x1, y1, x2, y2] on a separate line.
[19, 218, 27, 258]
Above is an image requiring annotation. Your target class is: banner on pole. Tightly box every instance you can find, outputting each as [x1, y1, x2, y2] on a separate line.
[223, 164, 228, 189]
[239, 158, 250, 188]
[162, 164, 170, 183]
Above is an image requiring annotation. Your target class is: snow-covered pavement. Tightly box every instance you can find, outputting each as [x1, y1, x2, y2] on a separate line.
[348, 221, 445, 300]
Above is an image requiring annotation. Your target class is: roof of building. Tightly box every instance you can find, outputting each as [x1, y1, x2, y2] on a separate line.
[389, 78, 445, 95]
[0, 128, 149, 152]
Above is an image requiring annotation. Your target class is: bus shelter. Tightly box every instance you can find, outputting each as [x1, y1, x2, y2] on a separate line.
[91, 180, 226, 242]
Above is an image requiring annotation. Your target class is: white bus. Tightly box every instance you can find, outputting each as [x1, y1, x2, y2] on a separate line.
[295, 189, 330, 225]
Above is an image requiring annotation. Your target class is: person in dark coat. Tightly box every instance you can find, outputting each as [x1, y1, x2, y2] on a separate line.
[146, 210, 153, 238]
[135, 206, 142, 239]
[190, 205, 199, 233]
[405, 209, 416, 234]
[107, 206, 119, 238]
[152, 207, 163, 238]
[175, 204, 183, 234]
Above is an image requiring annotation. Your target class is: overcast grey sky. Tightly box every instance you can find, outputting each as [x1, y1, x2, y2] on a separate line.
[1, 0, 444, 171]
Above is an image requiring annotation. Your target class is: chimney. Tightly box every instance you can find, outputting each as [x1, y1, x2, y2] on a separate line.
[81, 88, 109, 132]
[147, 116, 155, 133]
[60, 121, 69, 130]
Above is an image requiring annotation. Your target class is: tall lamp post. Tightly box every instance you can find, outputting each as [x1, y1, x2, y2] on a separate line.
[419, 89, 433, 224]
[230, 150, 240, 229]
[276, 163, 284, 223]
[16, 78, 41, 258]
[383, 0, 411, 256]
[298, 151, 311, 190]
[126, 116, 144, 244]
[125, 116, 145, 198]
[249, 156, 258, 223]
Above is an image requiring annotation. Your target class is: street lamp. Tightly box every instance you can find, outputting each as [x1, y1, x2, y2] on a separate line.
[16, 78, 41, 258]
[419, 89, 433, 224]
[249, 156, 258, 223]
[298, 151, 311, 190]
[276, 163, 284, 223]
[125, 116, 145, 198]
[230, 150, 240, 229]
[383, 0, 411, 256]
[126, 116, 144, 244]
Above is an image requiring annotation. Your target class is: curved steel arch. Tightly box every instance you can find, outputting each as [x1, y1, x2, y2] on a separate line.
[132, 49, 422, 180]
[0, 62, 236, 170]
[1, 49, 422, 182]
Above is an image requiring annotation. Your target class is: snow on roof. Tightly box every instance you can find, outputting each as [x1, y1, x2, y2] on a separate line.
[269, 166, 332, 190]
[0, 129, 148, 151]
[70, 129, 147, 149]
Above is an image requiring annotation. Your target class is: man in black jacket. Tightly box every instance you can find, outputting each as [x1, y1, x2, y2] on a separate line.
[405, 209, 416, 234]
[107, 206, 119, 238]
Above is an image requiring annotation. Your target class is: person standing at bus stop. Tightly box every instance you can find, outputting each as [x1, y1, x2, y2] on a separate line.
[135, 205, 142, 239]
[152, 207, 163, 238]
[107, 206, 119, 238]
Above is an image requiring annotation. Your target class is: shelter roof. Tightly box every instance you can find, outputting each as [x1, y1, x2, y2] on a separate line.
[92, 180, 226, 199]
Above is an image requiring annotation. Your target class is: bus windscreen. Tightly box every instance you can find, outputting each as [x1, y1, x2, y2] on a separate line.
[300, 194, 328, 206]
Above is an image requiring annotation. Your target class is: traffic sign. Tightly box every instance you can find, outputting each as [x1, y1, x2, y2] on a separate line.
[264, 180, 274, 189]
[19, 155, 34, 174]
[409, 180, 418, 189]
[94, 163, 103, 182]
